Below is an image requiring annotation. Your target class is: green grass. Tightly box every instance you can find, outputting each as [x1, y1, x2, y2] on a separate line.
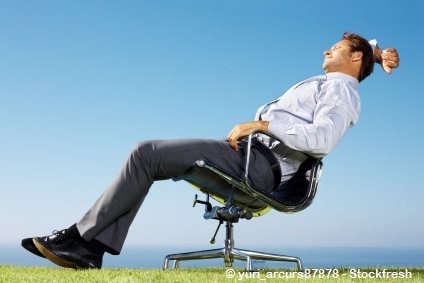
[1, 266, 423, 283]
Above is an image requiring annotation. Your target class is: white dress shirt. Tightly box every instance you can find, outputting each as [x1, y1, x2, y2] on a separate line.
[256, 72, 360, 181]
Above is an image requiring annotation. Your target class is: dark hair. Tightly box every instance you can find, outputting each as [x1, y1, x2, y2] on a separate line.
[342, 32, 374, 82]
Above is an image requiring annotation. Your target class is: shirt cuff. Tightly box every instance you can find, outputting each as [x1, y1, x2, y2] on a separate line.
[369, 39, 378, 51]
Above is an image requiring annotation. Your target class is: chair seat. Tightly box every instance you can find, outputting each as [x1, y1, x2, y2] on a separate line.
[174, 156, 322, 214]
[174, 162, 268, 212]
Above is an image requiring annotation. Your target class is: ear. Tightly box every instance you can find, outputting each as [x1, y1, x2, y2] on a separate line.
[352, 51, 363, 62]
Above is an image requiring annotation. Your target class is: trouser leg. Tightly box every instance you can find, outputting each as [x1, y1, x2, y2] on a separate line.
[76, 139, 273, 254]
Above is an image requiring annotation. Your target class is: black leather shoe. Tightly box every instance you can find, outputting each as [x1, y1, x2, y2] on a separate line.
[21, 237, 45, 258]
[33, 229, 102, 269]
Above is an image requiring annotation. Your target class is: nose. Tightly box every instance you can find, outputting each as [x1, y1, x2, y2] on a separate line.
[324, 50, 331, 56]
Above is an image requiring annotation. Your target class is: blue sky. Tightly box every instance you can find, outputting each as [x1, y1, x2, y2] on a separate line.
[1, 0, 423, 263]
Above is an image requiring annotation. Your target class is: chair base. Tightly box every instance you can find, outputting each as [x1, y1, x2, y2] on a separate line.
[163, 246, 303, 271]
[162, 222, 303, 271]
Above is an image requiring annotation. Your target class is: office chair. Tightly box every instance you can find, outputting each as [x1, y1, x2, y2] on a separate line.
[162, 132, 323, 271]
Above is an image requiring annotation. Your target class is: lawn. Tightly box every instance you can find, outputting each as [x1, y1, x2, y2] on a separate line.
[1, 266, 423, 283]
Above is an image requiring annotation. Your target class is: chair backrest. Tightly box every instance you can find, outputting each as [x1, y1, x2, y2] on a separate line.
[263, 157, 323, 213]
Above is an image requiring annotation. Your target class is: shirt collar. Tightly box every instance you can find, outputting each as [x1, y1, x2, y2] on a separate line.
[325, 72, 359, 87]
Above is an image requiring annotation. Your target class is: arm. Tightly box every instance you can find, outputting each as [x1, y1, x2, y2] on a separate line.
[266, 82, 359, 157]
[227, 81, 358, 155]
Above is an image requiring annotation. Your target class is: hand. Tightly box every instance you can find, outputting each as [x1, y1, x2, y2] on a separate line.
[375, 47, 400, 74]
[381, 48, 400, 74]
[227, 121, 269, 151]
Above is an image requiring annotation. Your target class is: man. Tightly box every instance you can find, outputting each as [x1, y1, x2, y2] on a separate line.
[22, 32, 399, 269]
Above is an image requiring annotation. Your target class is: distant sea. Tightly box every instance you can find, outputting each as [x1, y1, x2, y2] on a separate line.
[1, 245, 423, 269]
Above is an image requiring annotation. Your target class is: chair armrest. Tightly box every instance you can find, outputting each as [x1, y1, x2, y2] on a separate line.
[244, 130, 283, 182]
[244, 130, 320, 186]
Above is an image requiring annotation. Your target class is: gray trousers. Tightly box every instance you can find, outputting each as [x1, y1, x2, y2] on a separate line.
[76, 139, 274, 254]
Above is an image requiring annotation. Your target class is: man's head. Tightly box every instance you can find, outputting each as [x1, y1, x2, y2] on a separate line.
[323, 32, 374, 82]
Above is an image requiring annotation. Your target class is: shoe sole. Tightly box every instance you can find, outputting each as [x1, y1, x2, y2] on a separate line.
[21, 238, 45, 258]
[33, 238, 79, 269]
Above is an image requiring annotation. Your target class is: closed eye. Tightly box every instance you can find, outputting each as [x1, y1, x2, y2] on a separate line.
[330, 45, 340, 51]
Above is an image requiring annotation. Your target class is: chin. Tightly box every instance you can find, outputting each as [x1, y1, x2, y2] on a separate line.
[322, 60, 330, 70]
[322, 64, 330, 73]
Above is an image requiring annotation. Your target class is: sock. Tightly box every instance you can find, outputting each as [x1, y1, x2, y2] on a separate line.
[67, 223, 106, 256]
[86, 239, 106, 256]
[66, 223, 83, 240]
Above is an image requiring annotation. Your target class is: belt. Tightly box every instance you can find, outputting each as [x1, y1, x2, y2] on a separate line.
[248, 139, 282, 188]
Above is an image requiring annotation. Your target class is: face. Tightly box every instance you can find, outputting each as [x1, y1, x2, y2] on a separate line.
[322, 40, 355, 73]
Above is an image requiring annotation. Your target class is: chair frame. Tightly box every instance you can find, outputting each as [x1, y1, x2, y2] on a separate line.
[162, 132, 323, 271]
